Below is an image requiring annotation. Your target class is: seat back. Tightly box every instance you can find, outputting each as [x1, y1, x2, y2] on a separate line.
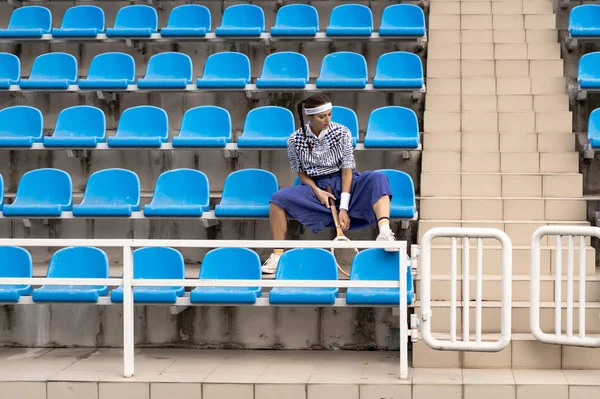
[201, 52, 251, 81]
[113, 5, 158, 30]
[328, 4, 373, 31]
[0, 53, 20, 82]
[6, 6, 51, 31]
[133, 247, 185, 279]
[242, 106, 294, 141]
[82, 169, 140, 206]
[116, 106, 168, 139]
[221, 169, 278, 206]
[47, 247, 108, 278]
[588, 108, 600, 142]
[144, 52, 192, 81]
[0, 247, 32, 278]
[0, 174, 4, 208]
[180, 106, 231, 139]
[569, 5, 600, 33]
[350, 248, 399, 281]
[0, 106, 42, 139]
[273, 4, 318, 30]
[15, 168, 72, 206]
[260, 52, 309, 81]
[276, 248, 338, 280]
[151, 169, 210, 209]
[30, 53, 77, 81]
[220, 4, 265, 30]
[375, 52, 423, 82]
[319, 52, 367, 81]
[332, 106, 358, 144]
[200, 248, 261, 280]
[380, 4, 426, 34]
[367, 106, 419, 139]
[53, 106, 105, 140]
[86, 52, 135, 81]
[60, 5, 105, 31]
[376, 169, 416, 213]
[166, 4, 211, 30]
[578, 52, 600, 87]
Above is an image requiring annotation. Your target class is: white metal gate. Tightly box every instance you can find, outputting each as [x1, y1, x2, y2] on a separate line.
[530, 226, 600, 347]
[420, 227, 512, 351]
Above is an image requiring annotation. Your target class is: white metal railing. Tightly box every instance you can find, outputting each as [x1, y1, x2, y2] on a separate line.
[419, 227, 512, 351]
[530, 226, 600, 347]
[0, 238, 412, 379]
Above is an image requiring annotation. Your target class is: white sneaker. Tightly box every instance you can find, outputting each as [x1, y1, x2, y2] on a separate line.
[376, 230, 399, 252]
[261, 253, 281, 274]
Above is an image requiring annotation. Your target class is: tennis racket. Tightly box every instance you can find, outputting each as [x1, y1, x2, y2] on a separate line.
[326, 186, 358, 277]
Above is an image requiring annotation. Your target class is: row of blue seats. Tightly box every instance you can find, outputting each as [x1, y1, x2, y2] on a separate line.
[0, 168, 417, 219]
[0, 105, 420, 149]
[0, 4, 425, 38]
[0, 246, 415, 305]
[569, 5, 600, 38]
[0, 51, 424, 90]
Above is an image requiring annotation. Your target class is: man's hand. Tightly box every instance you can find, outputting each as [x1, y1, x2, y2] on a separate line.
[338, 209, 350, 231]
[313, 187, 336, 208]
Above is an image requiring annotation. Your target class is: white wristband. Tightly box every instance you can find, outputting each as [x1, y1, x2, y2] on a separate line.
[339, 192, 351, 211]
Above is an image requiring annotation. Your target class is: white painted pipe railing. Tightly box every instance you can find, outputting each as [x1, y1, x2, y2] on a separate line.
[530, 226, 600, 347]
[420, 227, 512, 351]
[0, 238, 411, 379]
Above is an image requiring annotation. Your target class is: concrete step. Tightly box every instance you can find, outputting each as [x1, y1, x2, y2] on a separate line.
[419, 197, 586, 221]
[423, 132, 575, 152]
[413, 333, 600, 369]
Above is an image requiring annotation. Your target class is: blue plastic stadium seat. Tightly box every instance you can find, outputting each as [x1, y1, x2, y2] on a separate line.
[373, 52, 424, 89]
[3, 169, 72, 217]
[0, 6, 51, 38]
[106, 5, 158, 37]
[0, 106, 43, 147]
[588, 108, 600, 148]
[0, 174, 4, 209]
[270, 4, 319, 37]
[0, 247, 32, 302]
[326, 4, 373, 36]
[0, 53, 20, 89]
[19, 53, 78, 89]
[161, 4, 211, 37]
[256, 52, 309, 88]
[144, 169, 210, 217]
[111, 247, 185, 303]
[137, 52, 193, 89]
[237, 106, 294, 148]
[346, 249, 414, 305]
[72, 169, 140, 217]
[108, 106, 168, 147]
[79, 53, 135, 90]
[332, 106, 359, 147]
[172, 106, 232, 148]
[215, 4, 265, 37]
[52, 5, 105, 38]
[379, 4, 426, 37]
[191, 248, 262, 304]
[578, 52, 600, 89]
[270, 248, 339, 304]
[196, 52, 251, 89]
[377, 169, 416, 219]
[215, 169, 278, 217]
[569, 5, 600, 37]
[364, 106, 419, 149]
[44, 106, 106, 148]
[316, 52, 368, 89]
[32, 247, 109, 302]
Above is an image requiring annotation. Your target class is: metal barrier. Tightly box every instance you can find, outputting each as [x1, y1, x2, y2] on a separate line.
[0, 238, 412, 379]
[530, 226, 600, 347]
[419, 227, 512, 351]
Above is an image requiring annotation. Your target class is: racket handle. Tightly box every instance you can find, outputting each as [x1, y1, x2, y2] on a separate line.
[326, 186, 344, 236]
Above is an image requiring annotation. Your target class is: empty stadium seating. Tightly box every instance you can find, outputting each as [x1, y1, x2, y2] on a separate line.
[373, 52, 424, 88]
[0, 246, 32, 302]
[196, 52, 251, 89]
[144, 169, 210, 217]
[51, 5, 105, 38]
[111, 247, 185, 303]
[137, 52, 193, 89]
[0, 6, 51, 38]
[317, 52, 368, 89]
[379, 4, 426, 37]
[161, 4, 211, 37]
[216, 4, 265, 36]
[569, 5, 600, 37]
[237, 107, 295, 148]
[378, 170, 416, 219]
[107, 106, 168, 147]
[19, 53, 77, 89]
[364, 106, 420, 148]
[326, 4, 373, 36]
[578, 52, 600, 89]
[256, 52, 310, 88]
[270, 4, 319, 37]
[172, 106, 232, 148]
[190, 248, 262, 304]
[0, 106, 43, 147]
[72, 169, 141, 217]
[0, 53, 19, 89]
[106, 5, 158, 37]
[44, 106, 106, 148]
[3, 169, 72, 217]
[78, 52, 136, 90]
[31, 247, 109, 302]
[215, 169, 279, 217]
[588, 108, 600, 148]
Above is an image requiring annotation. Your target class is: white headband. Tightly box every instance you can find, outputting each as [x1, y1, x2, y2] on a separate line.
[304, 102, 332, 115]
